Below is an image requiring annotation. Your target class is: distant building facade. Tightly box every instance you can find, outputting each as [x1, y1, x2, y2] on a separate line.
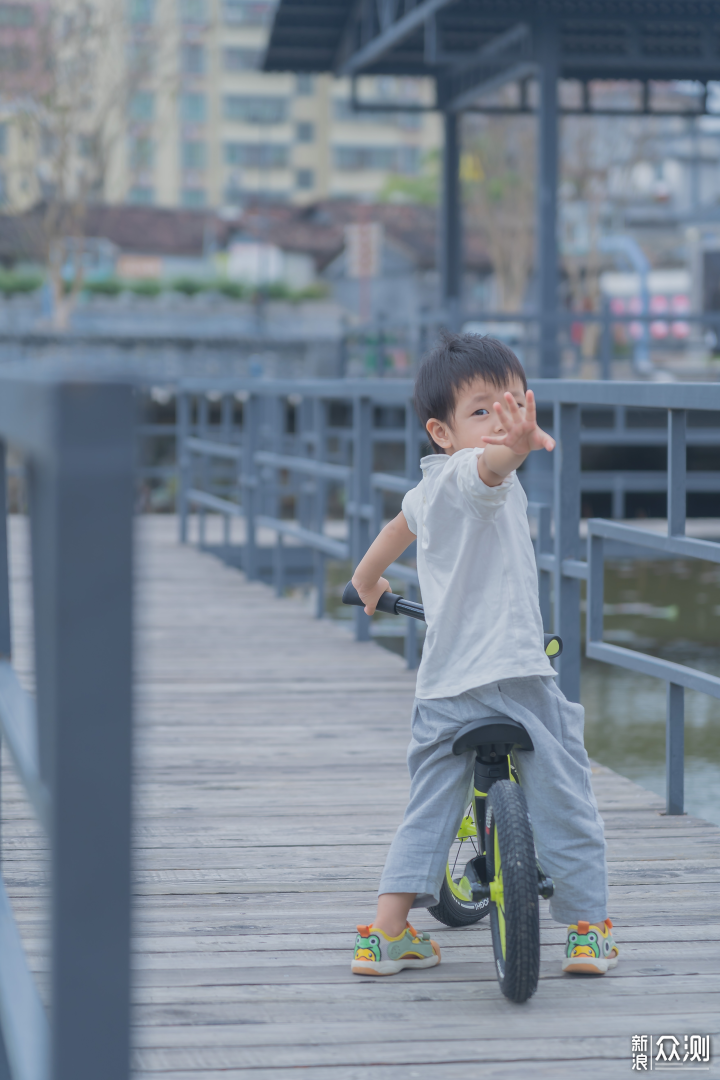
[0, 0, 440, 212]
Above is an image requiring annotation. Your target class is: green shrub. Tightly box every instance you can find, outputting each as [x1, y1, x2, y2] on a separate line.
[84, 278, 123, 296]
[263, 282, 292, 300]
[215, 280, 246, 300]
[126, 278, 162, 297]
[171, 277, 206, 295]
[294, 283, 330, 301]
[0, 271, 44, 296]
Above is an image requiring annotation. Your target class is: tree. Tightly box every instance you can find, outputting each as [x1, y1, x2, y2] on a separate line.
[0, 0, 174, 327]
[462, 115, 536, 312]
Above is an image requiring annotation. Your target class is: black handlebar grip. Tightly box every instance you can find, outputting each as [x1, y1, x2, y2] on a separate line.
[341, 581, 402, 614]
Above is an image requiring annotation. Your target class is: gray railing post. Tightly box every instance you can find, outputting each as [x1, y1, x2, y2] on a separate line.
[222, 394, 233, 550]
[177, 391, 190, 544]
[28, 381, 134, 1080]
[0, 441, 9, 937]
[536, 503, 552, 630]
[351, 395, 372, 641]
[666, 682, 685, 816]
[313, 396, 328, 619]
[554, 402, 582, 702]
[668, 409, 687, 536]
[0, 443, 10, 662]
[198, 394, 209, 546]
[404, 397, 422, 667]
[666, 408, 687, 814]
[243, 394, 260, 580]
[586, 529, 604, 647]
[599, 300, 611, 381]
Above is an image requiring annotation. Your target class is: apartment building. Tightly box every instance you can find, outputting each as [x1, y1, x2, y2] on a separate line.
[109, 0, 440, 209]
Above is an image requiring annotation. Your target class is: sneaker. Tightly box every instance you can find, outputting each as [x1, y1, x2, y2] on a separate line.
[562, 918, 619, 975]
[351, 922, 441, 976]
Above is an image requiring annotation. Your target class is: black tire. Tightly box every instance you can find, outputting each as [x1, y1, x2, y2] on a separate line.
[427, 804, 490, 928]
[486, 780, 540, 1003]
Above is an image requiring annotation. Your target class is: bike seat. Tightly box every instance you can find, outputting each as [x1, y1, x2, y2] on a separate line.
[452, 715, 534, 756]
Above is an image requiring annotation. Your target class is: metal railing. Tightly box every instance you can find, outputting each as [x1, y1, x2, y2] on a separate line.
[177, 376, 720, 817]
[0, 373, 134, 1080]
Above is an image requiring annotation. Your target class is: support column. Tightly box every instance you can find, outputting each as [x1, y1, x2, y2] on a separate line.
[440, 110, 462, 331]
[535, 16, 560, 378]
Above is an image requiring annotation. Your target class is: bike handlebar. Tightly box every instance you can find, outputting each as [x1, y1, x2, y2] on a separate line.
[341, 581, 426, 622]
[341, 580, 563, 656]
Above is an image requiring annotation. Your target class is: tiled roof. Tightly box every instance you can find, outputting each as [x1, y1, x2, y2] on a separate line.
[0, 199, 491, 273]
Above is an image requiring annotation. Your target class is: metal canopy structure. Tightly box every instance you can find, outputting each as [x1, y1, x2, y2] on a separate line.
[265, 1, 720, 375]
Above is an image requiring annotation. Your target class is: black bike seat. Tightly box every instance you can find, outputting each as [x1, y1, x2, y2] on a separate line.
[452, 715, 534, 756]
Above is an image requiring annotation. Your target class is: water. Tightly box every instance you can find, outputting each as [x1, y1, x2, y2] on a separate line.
[320, 557, 720, 826]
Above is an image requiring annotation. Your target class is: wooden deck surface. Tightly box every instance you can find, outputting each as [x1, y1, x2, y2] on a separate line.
[4, 516, 720, 1078]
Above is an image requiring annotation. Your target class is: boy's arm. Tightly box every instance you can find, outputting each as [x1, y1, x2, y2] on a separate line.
[351, 512, 415, 615]
[479, 388, 555, 487]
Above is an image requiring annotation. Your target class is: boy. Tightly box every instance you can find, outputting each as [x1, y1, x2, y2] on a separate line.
[350, 333, 617, 978]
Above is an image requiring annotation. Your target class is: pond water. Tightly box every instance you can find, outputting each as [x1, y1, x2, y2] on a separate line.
[321, 558, 720, 826]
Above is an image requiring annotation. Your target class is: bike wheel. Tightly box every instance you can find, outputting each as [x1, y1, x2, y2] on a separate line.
[427, 803, 490, 928]
[486, 780, 540, 1003]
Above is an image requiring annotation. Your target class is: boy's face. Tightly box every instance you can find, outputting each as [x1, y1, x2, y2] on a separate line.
[426, 376, 526, 455]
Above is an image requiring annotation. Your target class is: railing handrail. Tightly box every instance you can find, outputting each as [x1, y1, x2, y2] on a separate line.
[178, 376, 720, 818]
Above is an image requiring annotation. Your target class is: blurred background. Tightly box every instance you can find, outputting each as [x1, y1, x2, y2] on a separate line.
[2, 0, 720, 383]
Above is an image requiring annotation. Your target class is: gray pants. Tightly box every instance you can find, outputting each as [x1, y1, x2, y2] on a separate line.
[377, 676, 609, 925]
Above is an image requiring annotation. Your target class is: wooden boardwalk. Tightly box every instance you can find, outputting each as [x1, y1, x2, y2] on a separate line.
[4, 516, 720, 1078]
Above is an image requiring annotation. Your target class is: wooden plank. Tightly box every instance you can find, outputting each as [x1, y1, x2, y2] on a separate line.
[3, 514, 720, 1075]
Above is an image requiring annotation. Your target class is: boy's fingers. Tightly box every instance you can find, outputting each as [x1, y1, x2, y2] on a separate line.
[525, 389, 536, 421]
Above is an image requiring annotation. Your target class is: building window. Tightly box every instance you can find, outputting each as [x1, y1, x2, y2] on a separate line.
[78, 134, 97, 159]
[0, 2, 33, 25]
[223, 95, 287, 124]
[296, 121, 314, 143]
[182, 188, 206, 207]
[222, 0, 275, 26]
[0, 45, 29, 71]
[181, 92, 206, 123]
[128, 185, 154, 204]
[182, 140, 206, 169]
[296, 73, 313, 96]
[224, 142, 288, 167]
[296, 168, 314, 190]
[178, 0, 206, 21]
[128, 0, 154, 23]
[41, 128, 56, 156]
[181, 43, 205, 74]
[130, 136, 154, 169]
[332, 98, 421, 130]
[127, 40, 154, 78]
[129, 91, 155, 121]
[223, 46, 261, 71]
[333, 145, 420, 173]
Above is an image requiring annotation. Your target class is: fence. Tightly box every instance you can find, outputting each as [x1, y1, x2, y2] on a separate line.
[177, 376, 720, 817]
[0, 374, 134, 1080]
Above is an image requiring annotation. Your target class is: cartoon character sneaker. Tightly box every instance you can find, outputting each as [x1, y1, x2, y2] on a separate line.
[351, 922, 441, 976]
[562, 918, 619, 975]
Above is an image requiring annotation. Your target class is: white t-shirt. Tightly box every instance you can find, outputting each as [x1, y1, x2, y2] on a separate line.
[402, 447, 556, 700]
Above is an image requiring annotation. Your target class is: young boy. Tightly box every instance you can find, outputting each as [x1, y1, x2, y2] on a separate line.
[350, 333, 617, 978]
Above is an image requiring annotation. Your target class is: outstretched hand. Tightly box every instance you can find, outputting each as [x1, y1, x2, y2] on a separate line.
[481, 389, 555, 456]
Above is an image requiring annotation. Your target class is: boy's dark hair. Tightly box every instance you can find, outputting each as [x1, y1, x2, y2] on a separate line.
[413, 331, 527, 453]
